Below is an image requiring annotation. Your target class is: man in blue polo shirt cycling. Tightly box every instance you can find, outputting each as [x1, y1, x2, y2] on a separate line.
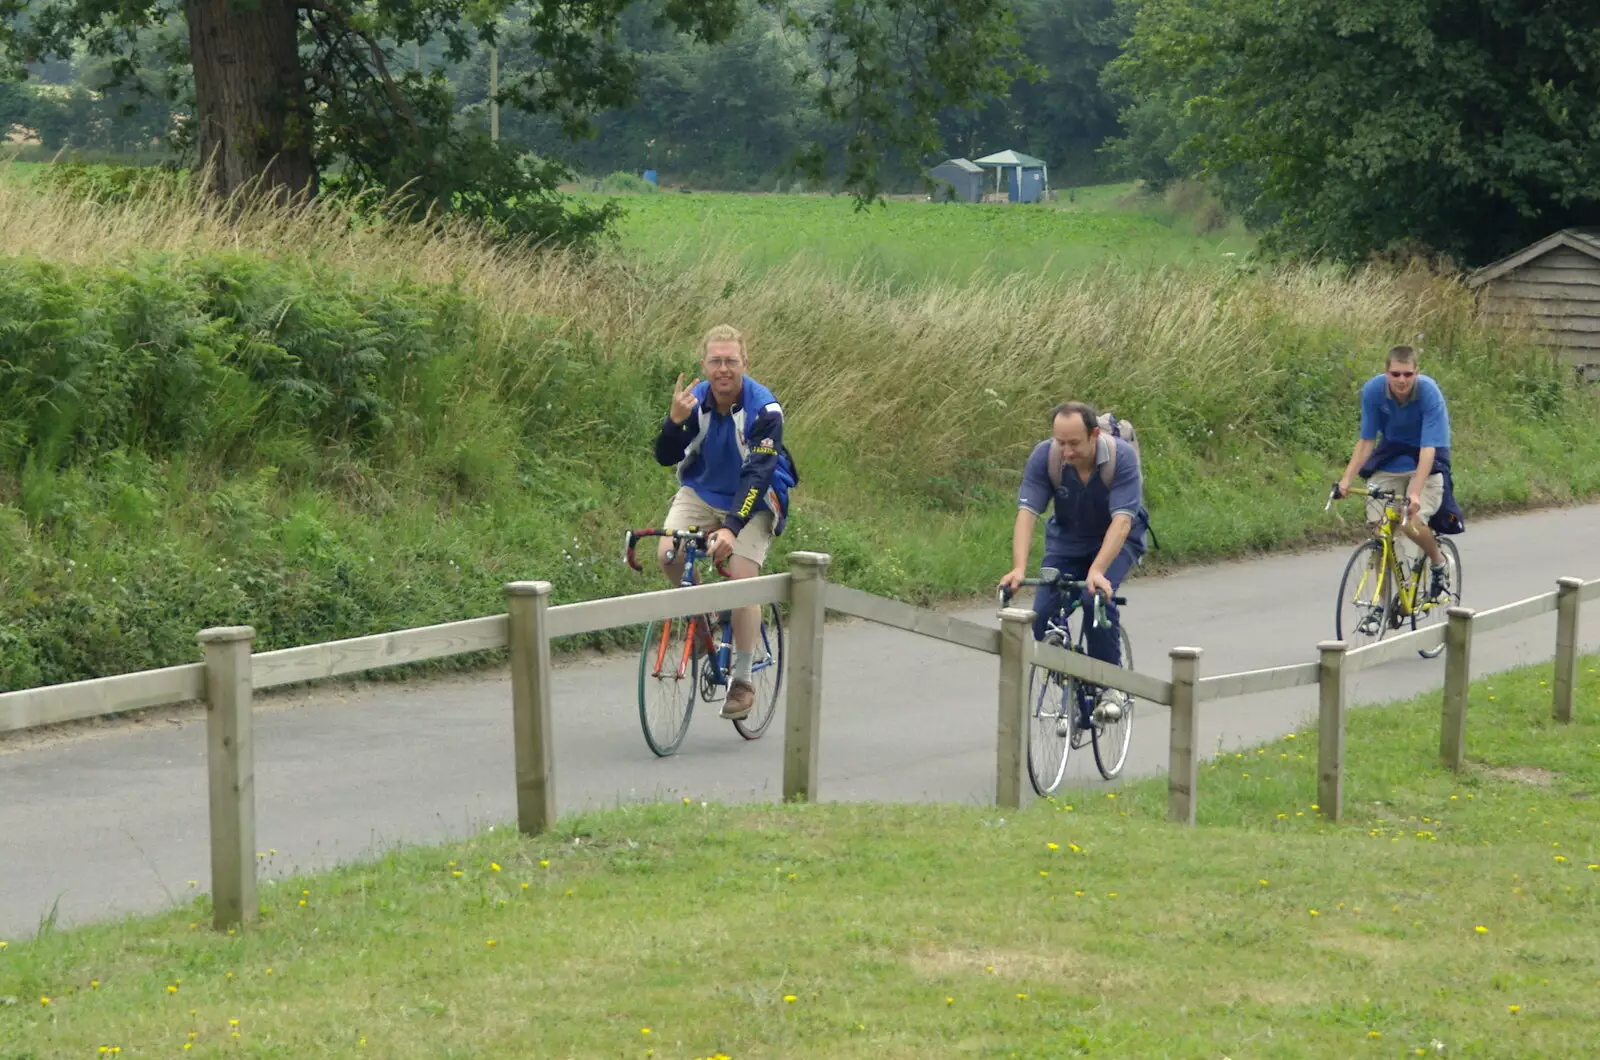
[1000, 401, 1147, 721]
[653, 324, 797, 721]
[1334, 345, 1458, 626]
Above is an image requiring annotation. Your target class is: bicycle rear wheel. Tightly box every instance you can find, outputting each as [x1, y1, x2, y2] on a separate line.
[1334, 539, 1394, 650]
[1091, 628, 1135, 780]
[1027, 664, 1075, 796]
[733, 603, 785, 740]
[1410, 537, 1462, 659]
[638, 616, 699, 757]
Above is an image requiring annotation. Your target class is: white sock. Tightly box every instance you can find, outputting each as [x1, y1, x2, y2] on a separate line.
[732, 651, 753, 684]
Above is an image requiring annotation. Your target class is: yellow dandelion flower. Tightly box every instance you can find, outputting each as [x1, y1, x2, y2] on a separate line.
[1069, 843, 1081, 853]
[229, 1019, 240, 1027]
[266, 968, 273, 975]
[1508, 1005, 1520, 1015]
[1309, 909, 1320, 917]
[1259, 879, 1269, 886]
[985, 965, 995, 973]
[452, 870, 463, 878]
[642, 1028, 652, 1035]
[1368, 1031, 1381, 1039]
[0, 941, 6, 949]
[168, 985, 178, 994]
[783, 995, 797, 1003]
[269, 849, 277, 855]
[40, 997, 50, 1005]
[1277, 813, 1287, 820]
[1107, 892, 1119, 898]
[187, 880, 197, 888]
[565, 889, 574, 897]
[540, 860, 550, 868]
[491, 862, 502, 872]
[1046, 842, 1059, 851]
[945, 997, 954, 1005]
[1106, 793, 1116, 799]
[1285, 733, 1296, 740]
[1016, 993, 1028, 1000]
[486, 939, 497, 948]
[299, 900, 307, 908]
[788, 873, 797, 880]
[1039, 871, 1049, 877]
[184, 1046, 192, 1053]
[1555, 855, 1568, 863]
[1073, 890, 1084, 897]
[1311, 803, 1320, 811]
[1064, 805, 1073, 811]
[1475, 925, 1488, 934]
[521, 882, 530, 890]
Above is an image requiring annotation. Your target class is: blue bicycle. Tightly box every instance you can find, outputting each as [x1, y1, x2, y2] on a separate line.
[1001, 568, 1135, 792]
[624, 528, 785, 756]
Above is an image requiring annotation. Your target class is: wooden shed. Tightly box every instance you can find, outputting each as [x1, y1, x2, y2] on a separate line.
[1467, 228, 1600, 380]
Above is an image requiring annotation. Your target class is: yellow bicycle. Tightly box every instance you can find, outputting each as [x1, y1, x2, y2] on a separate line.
[1325, 484, 1462, 657]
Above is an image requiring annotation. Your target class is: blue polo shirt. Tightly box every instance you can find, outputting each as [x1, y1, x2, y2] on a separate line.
[1359, 374, 1450, 473]
[1018, 435, 1146, 560]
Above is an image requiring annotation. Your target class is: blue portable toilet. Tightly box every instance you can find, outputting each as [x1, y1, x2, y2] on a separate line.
[642, 169, 659, 186]
[974, 150, 1050, 203]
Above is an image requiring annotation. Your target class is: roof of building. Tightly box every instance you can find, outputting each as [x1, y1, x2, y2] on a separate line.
[1467, 228, 1600, 288]
[931, 157, 983, 173]
[973, 149, 1047, 168]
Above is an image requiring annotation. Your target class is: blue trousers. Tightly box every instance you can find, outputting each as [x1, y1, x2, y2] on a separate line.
[1031, 549, 1138, 666]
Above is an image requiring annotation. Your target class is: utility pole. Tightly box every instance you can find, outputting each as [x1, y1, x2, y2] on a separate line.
[490, 46, 499, 142]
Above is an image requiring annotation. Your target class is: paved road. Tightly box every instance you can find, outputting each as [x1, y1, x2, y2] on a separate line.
[3, 504, 1598, 937]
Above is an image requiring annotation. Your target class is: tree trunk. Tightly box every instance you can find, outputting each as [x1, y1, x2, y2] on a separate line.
[184, 0, 315, 202]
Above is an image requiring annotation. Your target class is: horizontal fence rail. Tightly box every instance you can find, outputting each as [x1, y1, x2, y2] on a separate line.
[1343, 624, 1446, 672]
[1471, 591, 1560, 635]
[254, 616, 510, 691]
[0, 663, 207, 734]
[1029, 639, 1174, 706]
[545, 574, 790, 639]
[824, 583, 1001, 655]
[1195, 661, 1321, 702]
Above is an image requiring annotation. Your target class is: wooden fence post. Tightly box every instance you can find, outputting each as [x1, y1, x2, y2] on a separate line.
[1440, 607, 1475, 769]
[996, 608, 1034, 809]
[506, 581, 556, 835]
[1316, 640, 1348, 821]
[1554, 577, 1583, 724]
[783, 552, 830, 803]
[1167, 647, 1202, 826]
[199, 625, 257, 932]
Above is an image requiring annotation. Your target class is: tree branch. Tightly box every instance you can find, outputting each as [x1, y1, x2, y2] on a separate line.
[299, 0, 418, 130]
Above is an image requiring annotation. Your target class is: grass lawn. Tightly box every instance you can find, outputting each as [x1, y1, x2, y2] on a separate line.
[3, 656, 1596, 1057]
[596, 187, 1254, 284]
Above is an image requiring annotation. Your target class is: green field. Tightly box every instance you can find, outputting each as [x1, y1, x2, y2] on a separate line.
[594, 185, 1253, 282]
[3, 658, 1596, 1057]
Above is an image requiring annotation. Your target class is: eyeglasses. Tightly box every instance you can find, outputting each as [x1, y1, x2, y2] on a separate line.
[1388, 370, 1416, 379]
[704, 357, 742, 370]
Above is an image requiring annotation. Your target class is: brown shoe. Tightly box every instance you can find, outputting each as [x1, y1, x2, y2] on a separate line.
[720, 679, 755, 720]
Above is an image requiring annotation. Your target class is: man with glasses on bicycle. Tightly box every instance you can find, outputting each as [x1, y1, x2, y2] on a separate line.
[653, 325, 797, 720]
[1333, 345, 1459, 627]
[999, 402, 1147, 715]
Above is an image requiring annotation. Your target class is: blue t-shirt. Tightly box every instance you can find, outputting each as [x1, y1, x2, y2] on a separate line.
[1018, 435, 1145, 560]
[1359, 374, 1451, 473]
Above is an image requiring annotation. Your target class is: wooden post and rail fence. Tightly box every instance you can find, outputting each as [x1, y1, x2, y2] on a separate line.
[1, 555, 1594, 930]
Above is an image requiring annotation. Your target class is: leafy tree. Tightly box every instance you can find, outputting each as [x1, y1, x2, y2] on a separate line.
[1, 0, 1022, 237]
[1109, 0, 1600, 264]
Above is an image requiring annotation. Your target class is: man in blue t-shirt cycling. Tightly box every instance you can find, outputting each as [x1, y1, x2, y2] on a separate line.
[999, 402, 1147, 718]
[653, 325, 797, 721]
[1333, 345, 1454, 619]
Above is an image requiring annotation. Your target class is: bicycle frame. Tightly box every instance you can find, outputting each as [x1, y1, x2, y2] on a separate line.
[624, 527, 774, 689]
[1335, 487, 1427, 620]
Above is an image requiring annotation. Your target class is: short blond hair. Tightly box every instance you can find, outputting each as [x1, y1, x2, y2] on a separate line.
[1387, 344, 1418, 366]
[702, 324, 747, 360]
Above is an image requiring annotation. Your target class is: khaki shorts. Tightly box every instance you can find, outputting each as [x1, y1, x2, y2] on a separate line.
[662, 486, 775, 568]
[1367, 470, 1443, 527]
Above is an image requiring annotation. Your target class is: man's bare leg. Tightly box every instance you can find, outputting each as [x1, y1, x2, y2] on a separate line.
[727, 555, 760, 655]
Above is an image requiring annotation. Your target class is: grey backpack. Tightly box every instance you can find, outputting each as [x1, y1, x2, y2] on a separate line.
[1047, 412, 1138, 490]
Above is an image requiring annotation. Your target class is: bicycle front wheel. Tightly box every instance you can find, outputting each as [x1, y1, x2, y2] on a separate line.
[1027, 665, 1075, 796]
[1092, 627, 1135, 780]
[733, 603, 785, 740]
[639, 616, 699, 757]
[1334, 539, 1394, 650]
[1410, 536, 1463, 659]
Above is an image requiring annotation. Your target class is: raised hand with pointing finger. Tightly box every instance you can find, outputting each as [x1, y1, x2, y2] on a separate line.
[669, 374, 702, 424]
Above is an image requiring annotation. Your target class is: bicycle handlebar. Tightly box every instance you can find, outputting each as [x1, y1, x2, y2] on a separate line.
[998, 573, 1126, 629]
[1325, 482, 1394, 512]
[623, 528, 733, 580]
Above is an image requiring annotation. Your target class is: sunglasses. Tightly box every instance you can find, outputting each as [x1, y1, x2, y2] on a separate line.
[1388, 370, 1416, 379]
